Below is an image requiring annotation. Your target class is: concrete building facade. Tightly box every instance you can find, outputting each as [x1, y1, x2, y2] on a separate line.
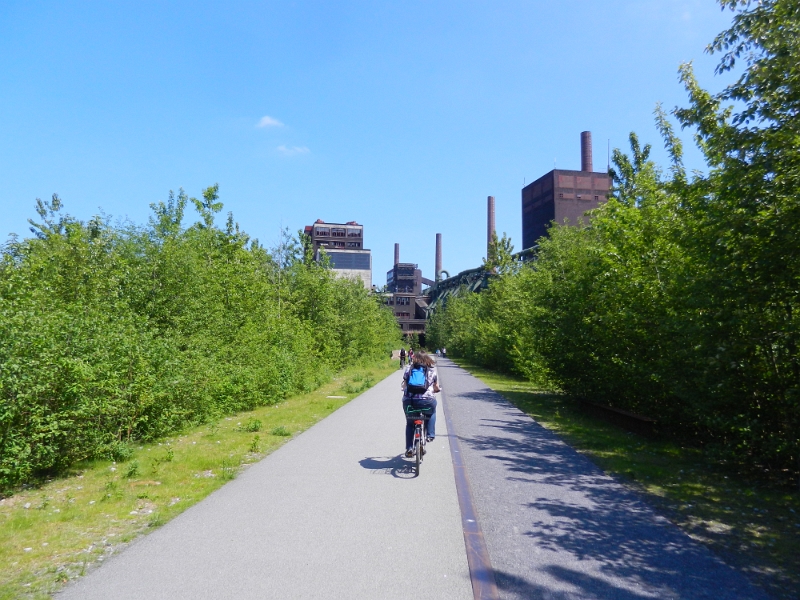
[304, 219, 372, 288]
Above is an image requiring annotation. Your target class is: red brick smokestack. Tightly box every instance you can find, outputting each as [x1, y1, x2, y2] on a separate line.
[394, 243, 400, 266]
[435, 233, 442, 281]
[581, 131, 593, 172]
[487, 196, 496, 258]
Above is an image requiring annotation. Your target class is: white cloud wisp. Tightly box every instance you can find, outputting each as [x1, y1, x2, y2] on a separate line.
[277, 145, 310, 156]
[257, 115, 283, 128]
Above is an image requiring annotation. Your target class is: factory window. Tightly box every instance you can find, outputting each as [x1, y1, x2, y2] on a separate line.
[347, 228, 361, 238]
[558, 193, 564, 198]
[315, 226, 330, 236]
[333, 241, 345, 248]
[397, 297, 410, 305]
[594, 195, 599, 200]
[347, 242, 361, 248]
[331, 227, 346, 237]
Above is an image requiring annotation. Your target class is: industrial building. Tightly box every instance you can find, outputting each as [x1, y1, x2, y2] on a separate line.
[384, 201, 493, 339]
[382, 243, 437, 338]
[303, 219, 372, 288]
[521, 131, 610, 250]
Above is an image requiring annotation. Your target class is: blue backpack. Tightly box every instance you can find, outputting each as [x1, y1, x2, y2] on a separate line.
[406, 366, 429, 394]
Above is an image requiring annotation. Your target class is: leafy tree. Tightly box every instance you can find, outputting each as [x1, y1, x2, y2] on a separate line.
[429, 0, 800, 479]
[0, 190, 399, 489]
[483, 232, 518, 275]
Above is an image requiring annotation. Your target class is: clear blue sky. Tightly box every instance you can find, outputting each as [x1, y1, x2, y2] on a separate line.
[1, 1, 735, 281]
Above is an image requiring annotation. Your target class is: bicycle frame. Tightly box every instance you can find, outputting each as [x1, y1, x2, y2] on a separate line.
[413, 419, 426, 447]
[407, 413, 430, 476]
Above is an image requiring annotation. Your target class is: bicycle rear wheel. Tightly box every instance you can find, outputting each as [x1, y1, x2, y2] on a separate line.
[414, 424, 422, 476]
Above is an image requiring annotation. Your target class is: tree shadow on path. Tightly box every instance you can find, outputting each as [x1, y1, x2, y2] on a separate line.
[492, 566, 662, 600]
[447, 384, 768, 600]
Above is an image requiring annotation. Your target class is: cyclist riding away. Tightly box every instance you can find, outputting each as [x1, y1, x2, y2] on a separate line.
[401, 351, 440, 457]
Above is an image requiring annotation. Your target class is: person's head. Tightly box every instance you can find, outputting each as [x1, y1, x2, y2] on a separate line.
[411, 351, 434, 368]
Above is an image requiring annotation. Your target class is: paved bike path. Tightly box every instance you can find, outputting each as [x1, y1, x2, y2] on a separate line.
[58, 370, 472, 600]
[437, 359, 770, 600]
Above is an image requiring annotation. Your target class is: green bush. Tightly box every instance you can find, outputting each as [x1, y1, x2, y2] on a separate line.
[239, 418, 262, 433]
[429, 0, 800, 482]
[270, 426, 291, 437]
[0, 187, 399, 489]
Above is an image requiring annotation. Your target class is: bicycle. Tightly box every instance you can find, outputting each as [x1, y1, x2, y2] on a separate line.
[405, 407, 432, 476]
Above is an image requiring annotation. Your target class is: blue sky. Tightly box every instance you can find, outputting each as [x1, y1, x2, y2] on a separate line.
[0, 1, 736, 281]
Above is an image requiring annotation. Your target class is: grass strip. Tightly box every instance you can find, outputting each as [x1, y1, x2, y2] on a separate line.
[450, 359, 799, 600]
[0, 359, 396, 600]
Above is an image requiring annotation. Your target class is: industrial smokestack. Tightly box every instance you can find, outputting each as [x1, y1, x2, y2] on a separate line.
[435, 233, 442, 281]
[394, 243, 400, 266]
[581, 131, 593, 172]
[487, 196, 496, 258]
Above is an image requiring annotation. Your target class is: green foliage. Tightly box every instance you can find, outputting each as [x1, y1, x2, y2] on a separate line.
[109, 443, 134, 463]
[483, 232, 519, 276]
[270, 426, 291, 437]
[430, 0, 800, 482]
[0, 187, 399, 489]
[220, 459, 237, 481]
[343, 374, 375, 395]
[403, 333, 420, 349]
[125, 460, 140, 479]
[239, 418, 262, 433]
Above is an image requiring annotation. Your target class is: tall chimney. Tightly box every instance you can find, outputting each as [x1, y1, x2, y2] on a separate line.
[487, 196, 496, 258]
[394, 243, 400, 266]
[435, 233, 442, 281]
[581, 131, 593, 172]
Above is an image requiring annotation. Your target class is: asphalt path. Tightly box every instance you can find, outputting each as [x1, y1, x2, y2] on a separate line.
[437, 358, 770, 600]
[58, 369, 472, 600]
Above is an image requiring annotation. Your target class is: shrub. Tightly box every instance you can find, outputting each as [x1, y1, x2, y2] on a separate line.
[0, 188, 400, 489]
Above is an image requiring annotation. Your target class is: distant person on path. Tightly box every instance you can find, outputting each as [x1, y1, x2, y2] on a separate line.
[408, 348, 414, 364]
[401, 351, 440, 457]
[399, 347, 406, 368]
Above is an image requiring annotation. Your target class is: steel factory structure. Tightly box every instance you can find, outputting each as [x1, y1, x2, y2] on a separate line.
[304, 219, 372, 288]
[308, 132, 609, 342]
[425, 131, 609, 321]
[521, 131, 610, 249]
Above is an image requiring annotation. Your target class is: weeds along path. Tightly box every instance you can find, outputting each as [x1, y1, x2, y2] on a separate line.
[436, 359, 770, 600]
[57, 369, 472, 600]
